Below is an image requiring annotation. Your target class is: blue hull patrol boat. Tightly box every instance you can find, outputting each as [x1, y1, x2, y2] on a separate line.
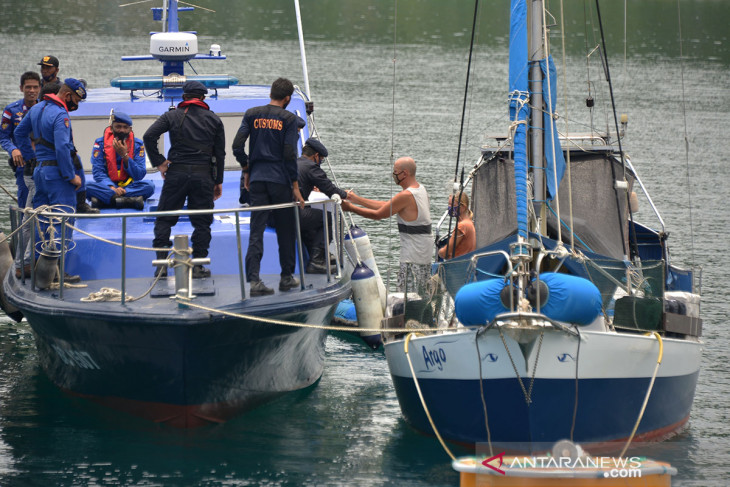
[1, 1, 350, 427]
[382, 0, 702, 451]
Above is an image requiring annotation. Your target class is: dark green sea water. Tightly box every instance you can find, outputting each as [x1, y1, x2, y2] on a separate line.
[0, 1, 728, 485]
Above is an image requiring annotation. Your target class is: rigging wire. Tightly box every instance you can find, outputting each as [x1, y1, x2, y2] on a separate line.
[453, 0, 481, 184]
[541, 1, 562, 244]
[558, 0, 575, 250]
[445, 0, 481, 256]
[676, 0, 696, 268]
[593, 0, 629, 262]
[461, 1, 483, 160]
[385, 0, 399, 296]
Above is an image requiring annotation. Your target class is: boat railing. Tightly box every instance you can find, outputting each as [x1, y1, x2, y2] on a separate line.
[9, 198, 343, 304]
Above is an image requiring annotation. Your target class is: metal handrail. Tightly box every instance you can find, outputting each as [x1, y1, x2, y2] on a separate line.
[18, 197, 342, 303]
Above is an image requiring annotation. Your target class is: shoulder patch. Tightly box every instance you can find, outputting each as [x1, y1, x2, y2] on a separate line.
[93, 143, 100, 149]
[1, 123, 7, 131]
[139, 146, 145, 157]
[93, 150, 99, 158]
[64, 118, 69, 128]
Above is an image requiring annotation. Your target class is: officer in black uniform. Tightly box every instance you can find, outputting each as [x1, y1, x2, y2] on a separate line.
[297, 138, 348, 273]
[232, 77, 304, 296]
[38, 55, 61, 90]
[143, 80, 225, 279]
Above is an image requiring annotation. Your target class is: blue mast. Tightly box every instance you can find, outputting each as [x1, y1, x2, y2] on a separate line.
[508, 0, 530, 240]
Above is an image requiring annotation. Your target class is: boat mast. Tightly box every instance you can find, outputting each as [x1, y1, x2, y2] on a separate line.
[528, 0, 545, 233]
[162, 0, 168, 32]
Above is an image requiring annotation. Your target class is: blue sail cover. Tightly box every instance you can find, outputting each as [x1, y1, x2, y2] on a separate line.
[540, 57, 566, 200]
[509, 0, 529, 239]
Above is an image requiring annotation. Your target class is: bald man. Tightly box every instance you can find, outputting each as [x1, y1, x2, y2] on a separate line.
[342, 156, 433, 294]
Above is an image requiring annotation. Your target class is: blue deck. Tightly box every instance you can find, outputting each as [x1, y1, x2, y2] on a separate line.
[64, 170, 294, 280]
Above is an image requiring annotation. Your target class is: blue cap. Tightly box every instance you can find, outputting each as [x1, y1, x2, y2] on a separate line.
[296, 116, 306, 129]
[183, 80, 208, 96]
[305, 138, 328, 157]
[111, 111, 133, 126]
[64, 78, 86, 100]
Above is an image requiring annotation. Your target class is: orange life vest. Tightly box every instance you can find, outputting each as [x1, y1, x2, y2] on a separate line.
[104, 126, 134, 183]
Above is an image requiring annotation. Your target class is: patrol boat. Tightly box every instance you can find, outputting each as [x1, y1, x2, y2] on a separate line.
[1, 0, 350, 427]
[381, 0, 702, 451]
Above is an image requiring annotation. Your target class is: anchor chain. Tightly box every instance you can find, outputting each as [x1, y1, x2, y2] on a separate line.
[499, 326, 545, 405]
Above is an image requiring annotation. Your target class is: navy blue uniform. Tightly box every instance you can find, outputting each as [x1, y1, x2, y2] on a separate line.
[0, 99, 33, 207]
[144, 99, 225, 258]
[232, 104, 299, 281]
[15, 94, 83, 212]
[297, 155, 347, 256]
[87, 133, 154, 205]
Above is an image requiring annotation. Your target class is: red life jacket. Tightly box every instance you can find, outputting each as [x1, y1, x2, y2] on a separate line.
[104, 127, 134, 183]
[44, 93, 69, 112]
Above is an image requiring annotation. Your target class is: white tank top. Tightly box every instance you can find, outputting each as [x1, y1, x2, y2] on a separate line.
[396, 184, 433, 264]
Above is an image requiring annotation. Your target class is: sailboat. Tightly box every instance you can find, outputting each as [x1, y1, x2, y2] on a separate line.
[1, 0, 351, 427]
[382, 0, 701, 450]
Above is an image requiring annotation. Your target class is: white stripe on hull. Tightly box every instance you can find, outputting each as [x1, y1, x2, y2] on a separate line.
[385, 328, 701, 381]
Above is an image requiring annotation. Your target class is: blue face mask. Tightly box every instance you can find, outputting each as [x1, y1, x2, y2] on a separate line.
[448, 205, 460, 218]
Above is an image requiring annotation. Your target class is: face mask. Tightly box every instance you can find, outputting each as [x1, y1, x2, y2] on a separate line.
[113, 130, 127, 141]
[392, 170, 406, 185]
[448, 205, 461, 218]
[66, 99, 78, 112]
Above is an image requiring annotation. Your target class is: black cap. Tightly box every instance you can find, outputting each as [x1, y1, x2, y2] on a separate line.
[182, 80, 208, 96]
[305, 138, 328, 157]
[38, 55, 59, 68]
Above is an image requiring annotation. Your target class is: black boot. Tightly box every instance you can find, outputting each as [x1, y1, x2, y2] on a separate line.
[155, 250, 168, 278]
[115, 196, 145, 211]
[306, 248, 335, 274]
[76, 191, 100, 214]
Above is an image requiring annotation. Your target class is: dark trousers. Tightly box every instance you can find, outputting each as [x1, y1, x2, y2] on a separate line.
[245, 181, 295, 281]
[152, 165, 214, 258]
[299, 206, 331, 256]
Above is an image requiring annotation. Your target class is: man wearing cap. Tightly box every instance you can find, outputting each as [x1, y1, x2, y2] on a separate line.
[1, 71, 41, 277]
[38, 55, 61, 90]
[297, 137, 349, 274]
[232, 77, 305, 296]
[87, 111, 154, 210]
[144, 80, 225, 279]
[14, 78, 89, 283]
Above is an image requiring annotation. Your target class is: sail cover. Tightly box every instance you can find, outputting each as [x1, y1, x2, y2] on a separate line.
[509, 0, 529, 239]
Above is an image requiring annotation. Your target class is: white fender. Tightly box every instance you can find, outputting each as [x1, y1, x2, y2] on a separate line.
[344, 225, 386, 311]
[350, 263, 384, 348]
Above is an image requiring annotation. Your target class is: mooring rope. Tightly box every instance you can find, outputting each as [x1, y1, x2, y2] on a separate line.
[175, 298, 445, 335]
[403, 332, 457, 461]
[619, 331, 663, 458]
